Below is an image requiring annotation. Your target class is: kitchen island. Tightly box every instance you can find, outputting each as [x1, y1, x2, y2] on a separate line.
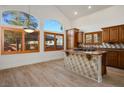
[64, 50, 107, 83]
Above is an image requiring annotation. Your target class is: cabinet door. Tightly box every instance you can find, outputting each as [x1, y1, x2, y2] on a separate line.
[66, 29, 79, 49]
[85, 34, 93, 44]
[118, 52, 124, 69]
[102, 28, 109, 42]
[106, 52, 118, 67]
[119, 25, 124, 43]
[78, 32, 83, 43]
[93, 32, 102, 44]
[66, 30, 74, 49]
[74, 31, 79, 48]
[109, 27, 119, 42]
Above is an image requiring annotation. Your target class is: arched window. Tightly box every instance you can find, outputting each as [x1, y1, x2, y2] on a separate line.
[2, 10, 39, 29]
[43, 19, 63, 33]
[1, 11, 40, 55]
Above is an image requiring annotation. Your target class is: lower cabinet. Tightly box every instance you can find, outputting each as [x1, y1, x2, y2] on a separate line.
[118, 52, 124, 69]
[106, 51, 124, 69]
[106, 51, 118, 67]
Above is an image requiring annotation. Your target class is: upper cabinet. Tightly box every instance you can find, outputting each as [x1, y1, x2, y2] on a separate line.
[66, 28, 79, 49]
[109, 26, 119, 42]
[119, 25, 124, 43]
[102, 28, 110, 43]
[85, 31, 102, 44]
[78, 32, 84, 43]
[85, 33, 93, 44]
[93, 32, 102, 44]
[102, 24, 124, 43]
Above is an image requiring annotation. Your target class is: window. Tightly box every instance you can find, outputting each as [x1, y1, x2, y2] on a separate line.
[43, 19, 64, 51]
[44, 32, 64, 51]
[25, 32, 40, 52]
[2, 10, 38, 29]
[1, 26, 40, 55]
[43, 20, 63, 33]
[56, 34, 64, 50]
[1, 11, 40, 55]
[44, 32, 55, 51]
[3, 29, 22, 53]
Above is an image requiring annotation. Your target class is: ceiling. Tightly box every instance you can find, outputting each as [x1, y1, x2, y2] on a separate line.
[56, 5, 113, 21]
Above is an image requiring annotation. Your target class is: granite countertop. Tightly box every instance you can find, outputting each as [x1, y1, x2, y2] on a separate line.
[63, 49, 107, 55]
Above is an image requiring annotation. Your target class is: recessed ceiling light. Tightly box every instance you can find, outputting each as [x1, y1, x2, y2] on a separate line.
[88, 5, 91, 9]
[74, 11, 78, 15]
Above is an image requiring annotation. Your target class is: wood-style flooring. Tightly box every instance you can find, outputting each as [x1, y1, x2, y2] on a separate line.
[0, 59, 124, 87]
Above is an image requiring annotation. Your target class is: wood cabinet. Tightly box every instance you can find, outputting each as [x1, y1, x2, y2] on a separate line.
[106, 51, 118, 67]
[119, 25, 124, 43]
[118, 51, 124, 69]
[93, 32, 102, 44]
[109, 26, 119, 42]
[105, 51, 124, 69]
[85, 33, 93, 44]
[78, 32, 83, 43]
[66, 28, 79, 49]
[102, 24, 124, 43]
[102, 28, 110, 42]
[85, 31, 102, 44]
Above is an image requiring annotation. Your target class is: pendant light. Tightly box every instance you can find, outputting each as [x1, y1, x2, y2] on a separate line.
[24, 5, 35, 33]
[24, 27, 35, 33]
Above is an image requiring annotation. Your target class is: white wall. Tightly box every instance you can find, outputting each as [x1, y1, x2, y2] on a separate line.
[0, 5, 71, 70]
[72, 6, 124, 32]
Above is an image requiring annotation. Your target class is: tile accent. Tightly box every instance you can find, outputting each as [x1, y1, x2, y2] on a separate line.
[79, 43, 124, 49]
[64, 53, 102, 83]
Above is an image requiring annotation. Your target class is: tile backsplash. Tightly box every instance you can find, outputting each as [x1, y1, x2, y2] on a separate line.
[79, 43, 124, 49]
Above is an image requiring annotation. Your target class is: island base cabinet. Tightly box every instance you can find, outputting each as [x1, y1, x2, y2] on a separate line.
[64, 51, 107, 83]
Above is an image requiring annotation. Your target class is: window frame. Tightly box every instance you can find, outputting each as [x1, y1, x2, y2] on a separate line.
[0, 26, 40, 55]
[44, 31, 64, 51]
[24, 31, 40, 53]
[55, 33, 64, 50]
